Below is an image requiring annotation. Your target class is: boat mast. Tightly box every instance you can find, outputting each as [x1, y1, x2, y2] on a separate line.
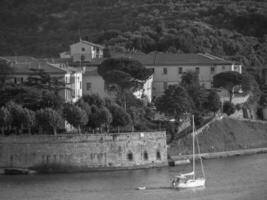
[192, 115, 195, 180]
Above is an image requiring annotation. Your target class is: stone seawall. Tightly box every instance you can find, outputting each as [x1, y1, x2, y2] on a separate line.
[0, 132, 168, 172]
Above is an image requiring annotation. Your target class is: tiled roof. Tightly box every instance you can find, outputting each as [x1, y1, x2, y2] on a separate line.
[111, 52, 235, 66]
[71, 40, 104, 49]
[0, 56, 69, 74]
[2, 56, 38, 63]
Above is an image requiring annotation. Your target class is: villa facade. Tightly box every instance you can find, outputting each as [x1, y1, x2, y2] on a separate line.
[0, 56, 83, 103]
[112, 53, 242, 98]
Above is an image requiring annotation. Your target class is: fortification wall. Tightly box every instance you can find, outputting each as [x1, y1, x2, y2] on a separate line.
[0, 132, 167, 172]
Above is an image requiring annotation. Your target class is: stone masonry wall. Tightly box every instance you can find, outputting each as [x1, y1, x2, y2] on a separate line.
[0, 132, 167, 172]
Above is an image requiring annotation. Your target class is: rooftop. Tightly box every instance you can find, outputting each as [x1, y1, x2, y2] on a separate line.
[0, 56, 81, 74]
[111, 52, 235, 66]
[71, 40, 105, 49]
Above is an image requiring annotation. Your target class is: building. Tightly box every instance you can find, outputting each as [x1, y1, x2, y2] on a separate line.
[133, 75, 153, 103]
[61, 40, 104, 63]
[112, 53, 242, 98]
[82, 68, 107, 98]
[0, 56, 82, 103]
[82, 67, 153, 103]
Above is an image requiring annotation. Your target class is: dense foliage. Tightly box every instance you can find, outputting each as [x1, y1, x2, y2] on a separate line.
[213, 71, 247, 102]
[155, 85, 193, 120]
[0, 0, 266, 73]
[98, 58, 153, 110]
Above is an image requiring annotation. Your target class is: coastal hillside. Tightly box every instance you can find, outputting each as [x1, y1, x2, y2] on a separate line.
[168, 118, 267, 156]
[0, 0, 267, 71]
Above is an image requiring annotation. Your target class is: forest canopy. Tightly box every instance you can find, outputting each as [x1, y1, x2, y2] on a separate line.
[0, 0, 267, 71]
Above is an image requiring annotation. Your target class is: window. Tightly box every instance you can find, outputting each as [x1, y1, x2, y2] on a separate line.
[143, 151, 148, 161]
[21, 77, 23, 83]
[195, 67, 200, 74]
[156, 151, 161, 160]
[163, 82, 168, 90]
[14, 77, 17, 84]
[81, 47, 85, 51]
[81, 55, 85, 61]
[211, 66, 215, 73]
[222, 66, 225, 70]
[86, 82, 92, 91]
[178, 67, 183, 74]
[127, 152, 133, 161]
[163, 68, 167, 74]
[80, 82, 82, 89]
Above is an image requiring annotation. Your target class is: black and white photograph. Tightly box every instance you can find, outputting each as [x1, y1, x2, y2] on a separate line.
[0, 0, 267, 199]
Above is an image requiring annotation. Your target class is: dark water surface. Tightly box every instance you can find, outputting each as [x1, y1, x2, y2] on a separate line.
[0, 154, 267, 200]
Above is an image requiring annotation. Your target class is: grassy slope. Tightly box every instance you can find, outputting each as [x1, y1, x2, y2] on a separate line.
[168, 118, 267, 156]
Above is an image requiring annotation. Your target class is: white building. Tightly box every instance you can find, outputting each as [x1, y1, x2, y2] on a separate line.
[82, 68, 107, 98]
[112, 53, 242, 98]
[64, 40, 104, 63]
[0, 56, 83, 103]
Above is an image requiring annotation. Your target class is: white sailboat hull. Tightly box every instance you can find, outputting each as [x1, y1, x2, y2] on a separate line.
[177, 178, 205, 189]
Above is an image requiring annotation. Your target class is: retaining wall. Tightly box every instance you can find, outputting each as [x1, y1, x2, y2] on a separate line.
[0, 132, 168, 172]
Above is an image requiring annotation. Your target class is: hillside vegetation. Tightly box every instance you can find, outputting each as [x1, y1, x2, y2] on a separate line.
[0, 0, 267, 72]
[168, 118, 267, 156]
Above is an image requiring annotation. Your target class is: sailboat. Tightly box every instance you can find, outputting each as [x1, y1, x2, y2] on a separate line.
[171, 115, 206, 189]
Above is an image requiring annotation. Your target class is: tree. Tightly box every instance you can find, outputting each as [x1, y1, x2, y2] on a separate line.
[109, 104, 131, 132]
[25, 68, 68, 96]
[88, 105, 112, 132]
[36, 108, 64, 135]
[155, 85, 193, 121]
[81, 94, 104, 107]
[207, 90, 221, 114]
[181, 71, 206, 111]
[223, 101, 235, 116]
[0, 107, 12, 135]
[213, 71, 244, 102]
[181, 71, 200, 88]
[23, 108, 36, 135]
[241, 73, 261, 104]
[98, 58, 153, 110]
[75, 99, 92, 122]
[6, 101, 26, 134]
[40, 91, 64, 110]
[63, 103, 88, 133]
[0, 60, 13, 88]
[98, 106, 112, 132]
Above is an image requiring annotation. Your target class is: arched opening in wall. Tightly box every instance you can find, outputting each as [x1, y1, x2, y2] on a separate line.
[127, 151, 133, 161]
[143, 151, 148, 161]
[156, 151, 161, 160]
